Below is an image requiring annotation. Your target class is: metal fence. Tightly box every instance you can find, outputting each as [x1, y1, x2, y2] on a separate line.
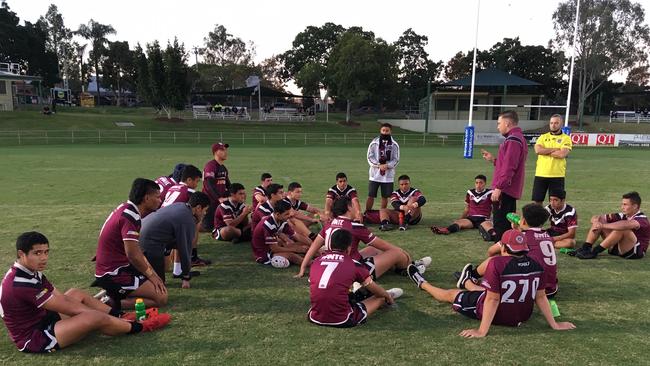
[0, 129, 465, 147]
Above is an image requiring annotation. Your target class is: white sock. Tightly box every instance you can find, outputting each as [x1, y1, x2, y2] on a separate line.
[173, 262, 182, 276]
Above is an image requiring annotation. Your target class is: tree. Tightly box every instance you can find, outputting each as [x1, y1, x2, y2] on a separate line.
[102, 41, 134, 106]
[77, 19, 116, 103]
[394, 28, 442, 106]
[553, 0, 650, 124]
[626, 65, 650, 86]
[146, 41, 166, 109]
[39, 4, 79, 88]
[163, 38, 190, 113]
[134, 44, 150, 103]
[258, 55, 289, 90]
[203, 24, 254, 66]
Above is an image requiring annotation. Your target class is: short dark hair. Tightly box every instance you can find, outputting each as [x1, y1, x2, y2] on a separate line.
[380, 122, 392, 130]
[260, 173, 272, 181]
[266, 183, 284, 198]
[329, 229, 352, 251]
[332, 197, 352, 216]
[623, 191, 642, 206]
[287, 182, 302, 191]
[171, 163, 187, 181]
[499, 110, 519, 125]
[549, 189, 566, 200]
[335, 172, 347, 180]
[475, 174, 487, 182]
[398, 175, 410, 181]
[188, 191, 210, 208]
[129, 178, 160, 205]
[230, 183, 245, 194]
[522, 203, 549, 228]
[274, 199, 292, 214]
[180, 165, 202, 182]
[16, 231, 49, 256]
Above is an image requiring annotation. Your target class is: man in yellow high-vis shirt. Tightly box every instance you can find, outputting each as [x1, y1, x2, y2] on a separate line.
[532, 114, 572, 204]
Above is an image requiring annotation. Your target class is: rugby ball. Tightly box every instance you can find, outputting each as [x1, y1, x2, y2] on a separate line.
[270, 256, 290, 269]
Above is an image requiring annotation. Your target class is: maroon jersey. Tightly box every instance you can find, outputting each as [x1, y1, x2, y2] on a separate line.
[251, 215, 295, 262]
[465, 189, 493, 217]
[202, 160, 230, 204]
[0, 263, 55, 351]
[607, 211, 650, 252]
[545, 204, 578, 235]
[390, 187, 422, 205]
[95, 201, 141, 277]
[478, 255, 544, 326]
[523, 228, 558, 296]
[252, 185, 267, 209]
[308, 250, 371, 325]
[251, 201, 274, 230]
[214, 199, 247, 229]
[326, 184, 358, 201]
[161, 183, 195, 208]
[155, 176, 177, 203]
[318, 216, 376, 261]
[282, 197, 309, 212]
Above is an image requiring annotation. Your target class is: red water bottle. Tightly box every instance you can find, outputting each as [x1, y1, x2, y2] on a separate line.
[399, 212, 404, 226]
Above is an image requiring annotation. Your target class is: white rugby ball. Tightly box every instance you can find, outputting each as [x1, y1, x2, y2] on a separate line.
[270, 256, 290, 269]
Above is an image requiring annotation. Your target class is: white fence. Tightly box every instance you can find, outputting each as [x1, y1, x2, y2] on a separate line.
[0, 130, 464, 147]
[609, 110, 650, 123]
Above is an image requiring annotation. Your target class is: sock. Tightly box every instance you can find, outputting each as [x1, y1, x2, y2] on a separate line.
[173, 262, 182, 276]
[381, 219, 389, 226]
[191, 248, 198, 260]
[308, 232, 317, 240]
[582, 242, 593, 249]
[404, 213, 412, 224]
[128, 322, 143, 334]
[593, 245, 606, 254]
[470, 268, 481, 278]
[109, 308, 123, 318]
[447, 223, 460, 233]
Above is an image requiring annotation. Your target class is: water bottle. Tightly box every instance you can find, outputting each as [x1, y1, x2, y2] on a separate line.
[559, 248, 575, 255]
[135, 298, 146, 321]
[549, 299, 560, 317]
[506, 213, 521, 225]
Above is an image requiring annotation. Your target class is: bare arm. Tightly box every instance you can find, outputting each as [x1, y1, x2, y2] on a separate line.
[460, 290, 499, 338]
[351, 198, 362, 221]
[535, 290, 576, 330]
[552, 227, 577, 242]
[460, 204, 470, 219]
[365, 280, 394, 304]
[42, 293, 94, 317]
[600, 219, 640, 232]
[534, 144, 556, 155]
[227, 206, 252, 227]
[550, 148, 570, 158]
[295, 235, 324, 278]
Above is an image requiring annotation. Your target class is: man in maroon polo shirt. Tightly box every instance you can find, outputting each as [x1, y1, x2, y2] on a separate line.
[201, 142, 231, 232]
[481, 110, 528, 241]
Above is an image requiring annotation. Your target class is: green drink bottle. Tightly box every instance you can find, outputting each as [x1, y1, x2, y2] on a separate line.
[506, 213, 521, 225]
[135, 298, 146, 321]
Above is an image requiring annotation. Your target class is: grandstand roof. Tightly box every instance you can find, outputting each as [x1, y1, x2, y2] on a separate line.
[0, 70, 42, 81]
[193, 85, 314, 99]
[443, 68, 541, 87]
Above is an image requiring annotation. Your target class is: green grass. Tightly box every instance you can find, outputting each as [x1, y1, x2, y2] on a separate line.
[1, 143, 650, 365]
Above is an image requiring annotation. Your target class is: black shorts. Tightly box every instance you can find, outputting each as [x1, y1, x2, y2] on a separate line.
[308, 302, 368, 328]
[408, 214, 422, 225]
[368, 181, 393, 198]
[452, 290, 485, 320]
[547, 229, 561, 237]
[467, 215, 488, 228]
[608, 242, 645, 259]
[531, 176, 565, 202]
[362, 257, 377, 279]
[143, 250, 166, 283]
[91, 265, 148, 300]
[20, 311, 61, 353]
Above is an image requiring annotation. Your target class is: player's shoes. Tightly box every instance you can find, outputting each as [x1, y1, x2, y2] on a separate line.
[456, 263, 474, 289]
[399, 223, 408, 231]
[379, 223, 395, 231]
[453, 271, 461, 280]
[387, 288, 404, 300]
[191, 257, 212, 266]
[478, 225, 492, 241]
[576, 249, 598, 259]
[140, 312, 171, 332]
[122, 307, 159, 322]
[413, 256, 432, 269]
[172, 270, 201, 279]
[431, 226, 450, 235]
[407, 264, 427, 289]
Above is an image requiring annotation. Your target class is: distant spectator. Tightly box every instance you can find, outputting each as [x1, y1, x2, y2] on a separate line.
[232, 106, 238, 114]
[42, 106, 52, 115]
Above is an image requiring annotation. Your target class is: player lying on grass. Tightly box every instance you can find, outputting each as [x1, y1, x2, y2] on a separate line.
[1, 232, 170, 353]
[576, 191, 650, 259]
[251, 200, 312, 268]
[295, 197, 431, 280]
[545, 189, 578, 249]
[431, 175, 497, 241]
[407, 229, 575, 338]
[307, 229, 403, 328]
[457, 204, 558, 298]
[252, 172, 273, 210]
[213, 183, 252, 243]
[378, 175, 426, 232]
[324, 172, 362, 222]
[283, 181, 323, 230]
[92, 178, 167, 310]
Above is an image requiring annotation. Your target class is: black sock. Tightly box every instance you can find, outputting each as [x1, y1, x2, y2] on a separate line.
[447, 223, 460, 233]
[582, 242, 592, 249]
[404, 213, 412, 224]
[381, 219, 389, 226]
[191, 248, 198, 260]
[593, 245, 606, 254]
[470, 268, 481, 278]
[128, 322, 143, 334]
[109, 308, 123, 318]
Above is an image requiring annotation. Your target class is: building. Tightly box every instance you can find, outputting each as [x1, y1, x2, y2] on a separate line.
[0, 67, 43, 111]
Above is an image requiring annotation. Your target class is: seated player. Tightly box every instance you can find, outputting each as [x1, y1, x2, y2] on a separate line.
[92, 178, 168, 311]
[251, 200, 312, 268]
[460, 203, 558, 298]
[307, 229, 402, 328]
[154, 163, 186, 205]
[378, 175, 426, 231]
[406, 229, 575, 338]
[252, 173, 273, 210]
[1, 232, 170, 353]
[284, 182, 322, 227]
[161, 165, 202, 207]
[577, 191, 650, 259]
[213, 183, 252, 242]
[251, 183, 284, 230]
[140, 192, 210, 290]
[296, 197, 431, 280]
[431, 174, 497, 241]
[545, 189, 578, 249]
[324, 172, 362, 222]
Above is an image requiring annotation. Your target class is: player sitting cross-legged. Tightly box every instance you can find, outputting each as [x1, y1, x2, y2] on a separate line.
[213, 183, 253, 243]
[1, 232, 170, 353]
[431, 174, 497, 241]
[324, 172, 363, 222]
[378, 174, 426, 231]
[545, 189, 578, 249]
[307, 229, 403, 328]
[406, 229, 575, 338]
[283, 181, 323, 230]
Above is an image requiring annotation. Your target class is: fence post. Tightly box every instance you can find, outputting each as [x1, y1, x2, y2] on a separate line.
[174, 132, 177, 144]
[403, 135, 406, 146]
[284, 133, 287, 145]
[344, 133, 347, 144]
[45, 131, 48, 145]
[71, 130, 74, 144]
[422, 134, 425, 146]
[324, 133, 327, 144]
[220, 131, 223, 142]
[363, 132, 366, 142]
[125, 130, 128, 144]
[263, 133, 266, 145]
[17, 130, 21, 145]
[242, 132, 245, 145]
[149, 131, 152, 144]
[98, 130, 101, 144]
[304, 133, 307, 145]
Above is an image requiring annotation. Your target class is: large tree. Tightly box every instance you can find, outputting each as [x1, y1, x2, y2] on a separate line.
[39, 4, 80, 88]
[76, 19, 116, 103]
[163, 38, 190, 113]
[394, 28, 442, 106]
[203, 24, 254, 66]
[101, 41, 134, 106]
[553, 0, 650, 124]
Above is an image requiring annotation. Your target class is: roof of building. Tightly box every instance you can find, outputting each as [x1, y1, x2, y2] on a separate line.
[443, 68, 541, 87]
[0, 70, 42, 81]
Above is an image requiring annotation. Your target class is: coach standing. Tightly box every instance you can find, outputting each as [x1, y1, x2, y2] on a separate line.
[201, 142, 231, 232]
[366, 123, 400, 212]
[531, 114, 572, 204]
[481, 111, 528, 241]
